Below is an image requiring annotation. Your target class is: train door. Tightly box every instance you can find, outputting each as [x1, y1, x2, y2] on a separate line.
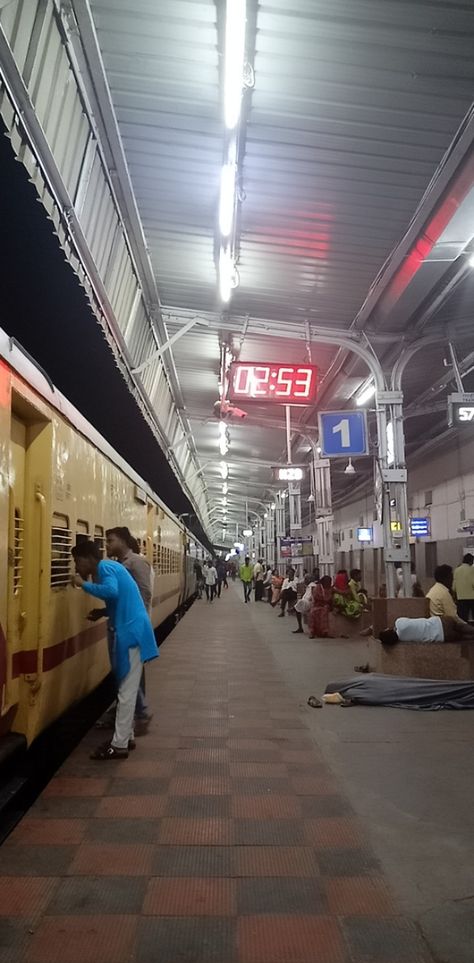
[7, 416, 27, 657]
[6, 399, 52, 738]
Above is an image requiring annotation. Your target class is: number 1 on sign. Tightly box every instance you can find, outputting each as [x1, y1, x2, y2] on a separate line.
[332, 418, 350, 448]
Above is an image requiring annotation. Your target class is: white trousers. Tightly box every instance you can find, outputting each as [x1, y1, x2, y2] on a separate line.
[111, 647, 142, 749]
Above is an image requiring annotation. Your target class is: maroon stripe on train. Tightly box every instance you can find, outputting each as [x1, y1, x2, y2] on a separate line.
[42, 621, 105, 672]
[12, 649, 38, 676]
[11, 622, 106, 678]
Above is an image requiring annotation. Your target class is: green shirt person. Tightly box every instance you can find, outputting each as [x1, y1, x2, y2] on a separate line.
[240, 556, 253, 603]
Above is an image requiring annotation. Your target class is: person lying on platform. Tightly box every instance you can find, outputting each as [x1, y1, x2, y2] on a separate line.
[379, 614, 474, 646]
[71, 541, 158, 760]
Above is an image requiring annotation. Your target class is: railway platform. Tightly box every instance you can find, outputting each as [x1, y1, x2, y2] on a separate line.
[0, 584, 462, 963]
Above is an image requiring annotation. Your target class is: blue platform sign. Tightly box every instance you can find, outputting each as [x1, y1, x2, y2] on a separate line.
[318, 410, 369, 457]
[410, 517, 430, 538]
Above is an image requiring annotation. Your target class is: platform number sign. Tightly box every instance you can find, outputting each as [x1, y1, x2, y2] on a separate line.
[448, 393, 474, 427]
[318, 410, 369, 458]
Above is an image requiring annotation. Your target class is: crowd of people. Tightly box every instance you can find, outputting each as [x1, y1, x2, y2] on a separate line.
[207, 550, 474, 646]
[217, 557, 371, 640]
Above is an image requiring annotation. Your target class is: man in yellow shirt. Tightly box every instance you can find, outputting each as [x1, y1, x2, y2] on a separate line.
[426, 565, 465, 624]
[453, 554, 474, 622]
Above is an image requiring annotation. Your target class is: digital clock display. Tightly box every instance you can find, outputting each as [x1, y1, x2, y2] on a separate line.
[228, 362, 318, 405]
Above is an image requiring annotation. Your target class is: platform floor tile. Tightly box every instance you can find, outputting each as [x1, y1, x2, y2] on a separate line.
[2, 585, 434, 963]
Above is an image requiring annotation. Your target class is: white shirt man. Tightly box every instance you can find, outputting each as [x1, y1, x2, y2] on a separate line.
[205, 563, 217, 586]
[204, 562, 217, 603]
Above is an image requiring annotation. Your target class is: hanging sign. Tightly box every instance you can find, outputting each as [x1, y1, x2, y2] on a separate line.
[448, 393, 474, 426]
[318, 410, 369, 457]
[279, 536, 314, 560]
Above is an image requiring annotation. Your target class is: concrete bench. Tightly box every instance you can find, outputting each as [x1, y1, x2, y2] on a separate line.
[366, 638, 474, 680]
[329, 610, 372, 638]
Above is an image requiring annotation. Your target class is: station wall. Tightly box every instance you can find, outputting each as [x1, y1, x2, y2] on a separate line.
[333, 434, 474, 594]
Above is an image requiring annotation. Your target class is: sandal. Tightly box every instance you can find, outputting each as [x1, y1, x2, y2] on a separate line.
[90, 742, 129, 760]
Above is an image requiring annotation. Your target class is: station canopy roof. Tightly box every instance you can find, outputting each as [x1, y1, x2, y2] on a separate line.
[68, 1, 474, 537]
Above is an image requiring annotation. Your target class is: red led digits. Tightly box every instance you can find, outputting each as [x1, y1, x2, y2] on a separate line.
[228, 363, 317, 405]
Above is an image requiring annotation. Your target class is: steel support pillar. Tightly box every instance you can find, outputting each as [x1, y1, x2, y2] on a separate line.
[313, 455, 334, 576]
[375, 391, 411, 597]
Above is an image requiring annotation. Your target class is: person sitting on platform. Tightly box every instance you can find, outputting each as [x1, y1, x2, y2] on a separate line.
[426, 565, 466, 624]
[333, 569, 364, 620]
[278, 567, 298, 617]
[71, 541, 158, 760]
[379, 614, 474, 646]
[309, 575, 334, 639]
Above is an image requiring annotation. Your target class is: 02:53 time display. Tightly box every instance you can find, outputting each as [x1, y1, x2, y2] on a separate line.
[228, 363, 318, 404]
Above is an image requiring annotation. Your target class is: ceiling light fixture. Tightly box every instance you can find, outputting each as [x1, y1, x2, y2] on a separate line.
[220, 461, 229, 480]
[219, 150, 237, 237]
[344, 457, 356, 475]
[222, 481, 228, 495]
[219, 247, 233, 303]
[243, 528, 252, 537]
[224, 0, 246, 130]
[468, 252, 474, 268]
[356, 382, 375, 407]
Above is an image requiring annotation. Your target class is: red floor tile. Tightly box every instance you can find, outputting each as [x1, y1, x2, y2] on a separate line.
[158, 817, 234, 845]
[25, 914, 137, 963]
[291, 774, 339, 795]
[230, 762, 289, 778]
[9, 818, 86, 846]
[304, 817, 365, 849]
[143, 877, 237, 915]
[231, 795, 302, 819]
[235, 846, 319, 878]
[169, 774, 232, 795]
[42, 777, 109, 798]
[96, 795, 168, 818]
[0, 877, 58, 916]
[238, 915, 347, 962]
[69, 842, 153, 876]
[325, 876, 395, 916]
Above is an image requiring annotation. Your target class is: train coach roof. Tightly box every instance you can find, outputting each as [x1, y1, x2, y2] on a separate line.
[0, 328, 200, 543]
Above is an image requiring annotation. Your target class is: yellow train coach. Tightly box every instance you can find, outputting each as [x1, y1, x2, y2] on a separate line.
[0, 329, 204, 757]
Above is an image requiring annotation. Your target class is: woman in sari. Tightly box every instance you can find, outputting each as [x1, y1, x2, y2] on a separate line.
[309, 575, 333, 638]
[333, 569, 364, 620]
[270, 570, 284, 606]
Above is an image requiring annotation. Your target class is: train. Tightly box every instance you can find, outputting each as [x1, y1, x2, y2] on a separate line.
[0, 328, 206, 760]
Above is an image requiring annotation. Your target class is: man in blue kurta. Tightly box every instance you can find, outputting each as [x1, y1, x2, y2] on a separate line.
[71, 541, 158, 760]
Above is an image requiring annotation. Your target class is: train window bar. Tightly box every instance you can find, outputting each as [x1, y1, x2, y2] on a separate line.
[51, 513, 72, 588]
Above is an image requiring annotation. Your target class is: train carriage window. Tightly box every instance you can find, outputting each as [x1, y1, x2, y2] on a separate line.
[51, 513, 72, 588]
[94, 525, 105, 557]
[13, 508, 24, 595]
[153, 542, 158, 571]
[76, 520, 89, 546]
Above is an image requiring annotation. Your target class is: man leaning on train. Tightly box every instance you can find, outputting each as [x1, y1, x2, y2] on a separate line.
[71, 541, 158, 760]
